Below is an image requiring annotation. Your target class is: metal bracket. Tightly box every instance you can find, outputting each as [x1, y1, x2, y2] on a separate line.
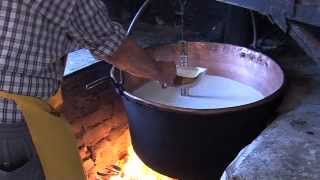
[85, 76, 109, 90]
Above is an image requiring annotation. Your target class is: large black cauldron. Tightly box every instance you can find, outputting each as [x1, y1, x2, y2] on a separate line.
[113, 42, 285, 179]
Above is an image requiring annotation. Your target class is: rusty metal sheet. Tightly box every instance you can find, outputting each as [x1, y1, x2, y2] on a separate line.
[216, 0, 320, 64]
[216, 0, 320, 27]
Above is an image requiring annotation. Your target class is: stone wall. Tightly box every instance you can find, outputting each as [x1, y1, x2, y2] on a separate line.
[222, 47, 320, 180]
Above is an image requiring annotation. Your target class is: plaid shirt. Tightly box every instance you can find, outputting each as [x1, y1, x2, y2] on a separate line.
[0, 0, 126, 123]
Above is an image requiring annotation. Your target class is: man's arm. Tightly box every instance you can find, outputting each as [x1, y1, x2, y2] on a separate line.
[106, 38, 176, 83]
[67, 0, 175, 84]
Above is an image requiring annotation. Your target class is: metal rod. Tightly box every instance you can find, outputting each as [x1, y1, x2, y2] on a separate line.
[178, 0, 188, 42]
[127, 0, 153, 36]
[178, 0, 190, 97]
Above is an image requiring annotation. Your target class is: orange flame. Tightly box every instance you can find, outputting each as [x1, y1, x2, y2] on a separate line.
[110, 146, 176, 180]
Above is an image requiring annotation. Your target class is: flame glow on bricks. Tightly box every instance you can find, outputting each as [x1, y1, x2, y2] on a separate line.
[109, 145, 176, 180]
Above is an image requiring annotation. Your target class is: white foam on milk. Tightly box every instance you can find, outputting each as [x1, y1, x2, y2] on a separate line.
[132, 75, 265, 109]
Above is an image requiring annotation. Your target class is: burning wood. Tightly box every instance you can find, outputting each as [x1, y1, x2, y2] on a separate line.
[107, 146, 176, 180]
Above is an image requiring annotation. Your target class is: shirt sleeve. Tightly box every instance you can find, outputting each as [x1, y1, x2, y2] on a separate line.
[67, 0, 126, 58]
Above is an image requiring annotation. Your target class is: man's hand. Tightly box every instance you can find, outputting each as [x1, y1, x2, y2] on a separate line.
[105, 38, 176, 85]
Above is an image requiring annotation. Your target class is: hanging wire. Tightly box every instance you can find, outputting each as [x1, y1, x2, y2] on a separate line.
[178, 0, 188, 42]
[250, 11, 257, 49]
[252, 12, 288, 52]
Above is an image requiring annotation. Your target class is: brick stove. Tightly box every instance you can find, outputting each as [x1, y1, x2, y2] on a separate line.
[61, 51, 174, 180]
[61, 58, 128, 179]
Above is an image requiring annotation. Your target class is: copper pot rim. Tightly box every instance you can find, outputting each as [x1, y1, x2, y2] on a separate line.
[121, 42, 286, 115]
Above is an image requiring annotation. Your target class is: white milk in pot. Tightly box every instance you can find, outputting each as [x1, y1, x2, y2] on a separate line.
[132, 74, 265, 109]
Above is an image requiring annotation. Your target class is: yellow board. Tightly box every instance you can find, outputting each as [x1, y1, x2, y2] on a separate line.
[0, 91, 85, 180]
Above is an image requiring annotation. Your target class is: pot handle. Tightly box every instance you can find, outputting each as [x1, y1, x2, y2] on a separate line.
[110, 66, 124, 95]
[109, 0, 153, 95]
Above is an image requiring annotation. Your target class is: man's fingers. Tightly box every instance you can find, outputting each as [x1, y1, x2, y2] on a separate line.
[156, 61, 176, 85]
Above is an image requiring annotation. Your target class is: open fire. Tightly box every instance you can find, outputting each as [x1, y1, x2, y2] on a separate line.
[108, 145, 176, 180]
